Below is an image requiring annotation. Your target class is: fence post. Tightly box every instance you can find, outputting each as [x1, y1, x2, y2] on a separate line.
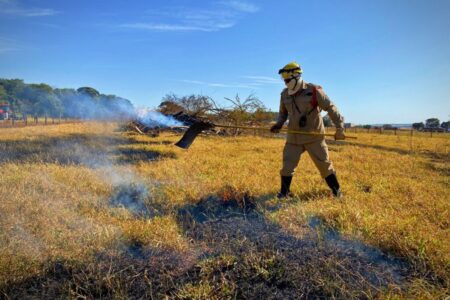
[12, 118, 15, 127]
[45, 116, 48, 125]
[430, 130, 433, 138]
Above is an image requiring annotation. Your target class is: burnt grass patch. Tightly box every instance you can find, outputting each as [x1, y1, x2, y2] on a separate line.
[115, 147, 177, 164]
[0, 133, 177, 167]
[1, 243, 198, 300]
[108, 183, 165, 219]
[3, 186, 422, 299]
[174, 187, 413, 299]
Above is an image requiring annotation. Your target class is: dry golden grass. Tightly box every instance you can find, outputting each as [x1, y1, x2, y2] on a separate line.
[0, 122, 448, 299]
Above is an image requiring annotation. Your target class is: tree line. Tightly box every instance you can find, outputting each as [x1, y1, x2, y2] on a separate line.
[413, 118, 448, 131]
[0, 79, 134, 119]
[0, 79, 278, 125]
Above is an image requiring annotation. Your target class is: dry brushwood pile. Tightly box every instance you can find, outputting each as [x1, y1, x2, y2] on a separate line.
[0, 122, 449, 299]
[123, 111, 255, 139]
[123, 120, 162, 137]
[122, 111, 209, 137]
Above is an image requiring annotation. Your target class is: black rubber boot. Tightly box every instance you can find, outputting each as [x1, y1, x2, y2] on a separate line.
[325, 173, 342, 198]
[277, 176, 293, 199]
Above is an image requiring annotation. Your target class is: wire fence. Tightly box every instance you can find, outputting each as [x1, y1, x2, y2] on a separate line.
[327, 127, 450, 139]
[1, 118, 448, 139]
[0, 117, 81, 128]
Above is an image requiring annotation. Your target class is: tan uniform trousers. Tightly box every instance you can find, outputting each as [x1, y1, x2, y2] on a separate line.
[280, 140, 335, 178]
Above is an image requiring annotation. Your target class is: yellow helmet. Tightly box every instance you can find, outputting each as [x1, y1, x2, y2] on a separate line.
[278, 61, 302, 79]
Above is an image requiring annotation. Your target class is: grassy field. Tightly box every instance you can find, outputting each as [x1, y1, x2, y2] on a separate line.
[0, 122, 448, 299]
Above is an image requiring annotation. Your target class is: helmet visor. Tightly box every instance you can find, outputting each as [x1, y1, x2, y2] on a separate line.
[278, 67, 301, 75]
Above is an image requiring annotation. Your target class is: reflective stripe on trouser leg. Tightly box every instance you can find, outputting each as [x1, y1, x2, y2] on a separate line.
[305, 140, 335, 178]
[280, 143, 305, 177]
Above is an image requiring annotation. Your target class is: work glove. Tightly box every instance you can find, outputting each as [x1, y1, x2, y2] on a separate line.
[270, 123, 283, 133]
[335, 128, 346, 140]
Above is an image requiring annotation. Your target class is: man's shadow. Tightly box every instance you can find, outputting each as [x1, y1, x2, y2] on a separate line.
[0, 185, 420, 299]
[174, 188, 411, 299]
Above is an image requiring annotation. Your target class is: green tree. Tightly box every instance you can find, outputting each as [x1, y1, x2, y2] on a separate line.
[0, 78, 134, 120]
[32, 93, 62, 117]
[0, 79, 25, 113]
[412, 122, 424, 130]
[0, 85, 7, 100]
[0, 79, 25, 97]
[54, 88, 80, 117]
[425, 118, 440, 128]
[29, 83, 53, 94]
[14, 83, 59, 117]
[77, 87, 100, 98]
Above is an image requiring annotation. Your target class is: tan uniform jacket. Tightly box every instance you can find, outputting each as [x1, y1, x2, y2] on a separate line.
[276, 81, 344, 145]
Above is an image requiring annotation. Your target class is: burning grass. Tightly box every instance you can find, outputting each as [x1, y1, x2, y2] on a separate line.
[0, 122, 449, 298]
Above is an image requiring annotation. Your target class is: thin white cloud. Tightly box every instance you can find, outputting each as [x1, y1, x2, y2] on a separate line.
[220, 1, 259, 13]
[119, 2, 258, 32]
[0, 0, 59, 17]
[179, 75, 280, 89]
[180, 79, 256, 89]
[6, 8, 59, 17]
[242, 76, 280, 84]
[180, 80, 208, 85]
[0, 47, 17, 53]
[30, 22, 64, 29]
[0, 37, 18, 53]
[120, 22, 234, 32]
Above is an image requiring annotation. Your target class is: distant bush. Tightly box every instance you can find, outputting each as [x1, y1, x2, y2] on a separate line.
[412, 122, 425, 130]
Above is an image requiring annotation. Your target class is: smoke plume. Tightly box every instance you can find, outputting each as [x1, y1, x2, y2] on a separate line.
[135, 108, 184, 128]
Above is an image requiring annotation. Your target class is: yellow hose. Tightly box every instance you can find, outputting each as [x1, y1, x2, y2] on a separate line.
[213, 124, 357, 139]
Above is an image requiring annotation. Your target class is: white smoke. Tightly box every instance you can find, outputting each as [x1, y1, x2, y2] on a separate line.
[135, 107, 184, 128]
[56, 139, 154, 218]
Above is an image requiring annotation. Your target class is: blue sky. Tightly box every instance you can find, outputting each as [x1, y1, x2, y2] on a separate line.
[0, 0, 449, 124]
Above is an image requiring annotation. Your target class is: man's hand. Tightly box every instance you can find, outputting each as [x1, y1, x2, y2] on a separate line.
[335, 128, 346, 140]
[270, 123, 283, 133]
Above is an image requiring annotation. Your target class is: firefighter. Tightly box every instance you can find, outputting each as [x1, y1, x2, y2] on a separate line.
[270, 61, 345, 198]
